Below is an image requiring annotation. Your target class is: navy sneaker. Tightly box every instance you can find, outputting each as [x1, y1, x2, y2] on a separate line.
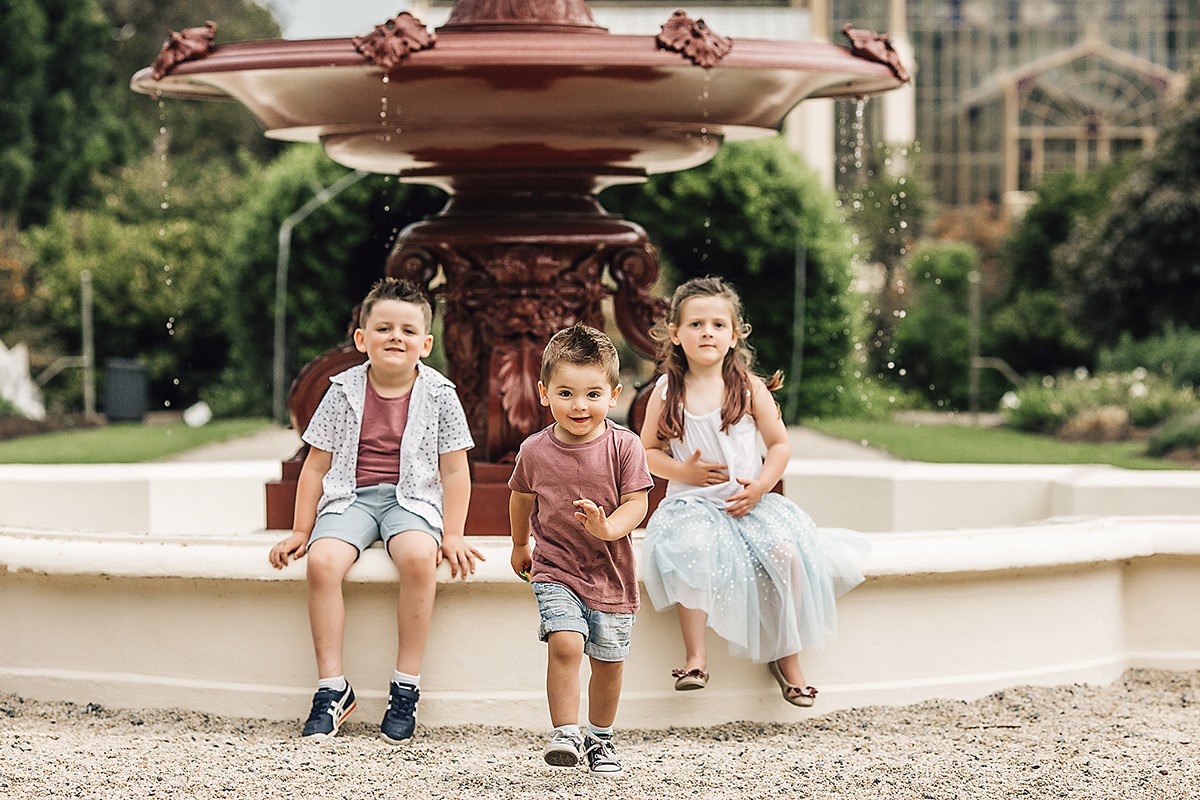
[301, 683, 356, 740]
[583, 732, 624, 776]
[380, 682, 420, 745]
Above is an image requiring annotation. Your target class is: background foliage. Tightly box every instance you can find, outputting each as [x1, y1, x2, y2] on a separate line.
[21, 154, 258, 411]
[210, 145, 446, 417]
[2, 0, 1198, 455]
[1056, 71, 1200, 344]
[602, 137, 860, 419]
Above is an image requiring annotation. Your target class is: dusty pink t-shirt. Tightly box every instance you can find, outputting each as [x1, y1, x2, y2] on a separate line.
[509, 420, 653, 613]
[356, 379, 411, 488]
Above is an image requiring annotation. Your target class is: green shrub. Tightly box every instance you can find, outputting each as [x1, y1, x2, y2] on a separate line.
[1097, 325, 1200, 390]
[1147, 410, 1200, 458]
[1126, 377, 1200, 428]
[1002, 369, 1198, 433]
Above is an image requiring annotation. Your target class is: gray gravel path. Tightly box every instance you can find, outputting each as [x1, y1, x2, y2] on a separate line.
[3, 669, 1197, 799]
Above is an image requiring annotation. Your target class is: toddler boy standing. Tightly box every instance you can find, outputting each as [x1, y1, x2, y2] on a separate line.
[269, 277, 481, 744]
[508, 323, 652, 776]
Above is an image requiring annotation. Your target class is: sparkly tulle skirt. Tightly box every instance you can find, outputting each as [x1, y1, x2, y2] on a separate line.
[642, 493, 870, 663]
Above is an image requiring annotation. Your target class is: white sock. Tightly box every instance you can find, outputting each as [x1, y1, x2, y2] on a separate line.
[317, 676, 347, 692]
[555, 724, 581, 738]
[392, 670, 420, 689]
[588, 723, 613, 738]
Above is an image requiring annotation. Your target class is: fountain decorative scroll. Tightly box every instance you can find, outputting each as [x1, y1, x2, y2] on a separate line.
[353, 13, 436, 69]
[151, 21, 217, 80]
[656, 11, 732, 68]
[842, 25, 909, 83]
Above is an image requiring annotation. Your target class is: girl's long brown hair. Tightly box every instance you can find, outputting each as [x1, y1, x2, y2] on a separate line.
[652, 276, 783, 442]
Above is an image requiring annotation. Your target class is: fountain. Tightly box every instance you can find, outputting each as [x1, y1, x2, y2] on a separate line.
[10, 1, 1196, 732]
[129, 0, 908, 533]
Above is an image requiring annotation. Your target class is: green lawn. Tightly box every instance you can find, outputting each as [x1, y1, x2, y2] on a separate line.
[0, 418, 274, 464]
[803, 417, 1181, 470]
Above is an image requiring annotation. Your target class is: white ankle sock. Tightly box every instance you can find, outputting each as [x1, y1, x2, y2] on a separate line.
[587, 723, 613, 738]
[555, 724, 581, 738]
[317, 676, 347, 692]
[392, 670, 420, 689]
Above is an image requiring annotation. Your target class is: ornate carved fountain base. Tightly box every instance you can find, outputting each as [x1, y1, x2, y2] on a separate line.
[387, 175, 663, 463]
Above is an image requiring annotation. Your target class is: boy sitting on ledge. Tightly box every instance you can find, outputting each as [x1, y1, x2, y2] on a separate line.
[269, 277, 481, 744]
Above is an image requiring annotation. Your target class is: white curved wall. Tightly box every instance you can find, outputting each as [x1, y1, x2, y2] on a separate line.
[3, 512, 1198, 729]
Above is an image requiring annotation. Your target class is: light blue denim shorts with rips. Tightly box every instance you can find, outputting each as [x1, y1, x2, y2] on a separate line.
[532, 581, 635, 662]
[309, 483, 441, 556]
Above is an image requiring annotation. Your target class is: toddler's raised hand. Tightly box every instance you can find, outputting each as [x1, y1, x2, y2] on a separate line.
[573, 498, 612, 540]
[680, 449, 728, 487]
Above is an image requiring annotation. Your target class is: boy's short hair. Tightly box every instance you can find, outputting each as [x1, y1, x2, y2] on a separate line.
[540, 323, 620, 388]
[359, 277, 433, 333]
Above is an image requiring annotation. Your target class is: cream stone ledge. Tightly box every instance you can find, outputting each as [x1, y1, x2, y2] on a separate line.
[4, 516, 1199, 583]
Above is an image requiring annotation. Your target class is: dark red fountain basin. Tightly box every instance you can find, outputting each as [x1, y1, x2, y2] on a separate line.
[131, 31, 903, 185]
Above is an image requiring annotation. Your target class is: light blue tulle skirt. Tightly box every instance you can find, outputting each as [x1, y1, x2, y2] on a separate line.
[642, 493, 870, 663]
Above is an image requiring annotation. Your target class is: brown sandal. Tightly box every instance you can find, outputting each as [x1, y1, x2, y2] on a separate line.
[671, 668, 709, 691]
[769, 660, 817, 707]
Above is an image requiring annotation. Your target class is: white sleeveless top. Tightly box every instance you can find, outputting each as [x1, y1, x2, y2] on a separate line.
[657, 374, 764, 504]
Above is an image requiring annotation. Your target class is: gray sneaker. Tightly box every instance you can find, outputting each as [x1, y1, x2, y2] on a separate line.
[543, 727, 584, 767]
[583, 732, 624, 777]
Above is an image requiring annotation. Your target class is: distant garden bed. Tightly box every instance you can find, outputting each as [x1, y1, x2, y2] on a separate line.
[0, 413, 101, 443]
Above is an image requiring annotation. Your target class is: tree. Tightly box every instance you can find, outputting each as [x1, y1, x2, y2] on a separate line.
[990, 162, 1131, 375]
[99, 0, 284, 165]
[890, 241, 1007, 409]
[212, 145, 446, 416]
[20, 153, 260, 411]
[1057, 71, 1200, 343]
[601, 137, 860, 419]
[0, 0, 283, 228]
[0, 0, 121, 226]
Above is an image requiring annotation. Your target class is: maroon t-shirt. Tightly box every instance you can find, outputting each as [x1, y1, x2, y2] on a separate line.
[356, 379, 411, 488]
[509, 420, 653, 613]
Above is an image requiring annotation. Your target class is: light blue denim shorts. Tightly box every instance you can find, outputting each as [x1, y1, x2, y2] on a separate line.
[309, 483, 441, 556]
[532, 581, 635, 662]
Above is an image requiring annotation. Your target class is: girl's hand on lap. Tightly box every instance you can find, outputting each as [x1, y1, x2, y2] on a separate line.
[680, 450, 728, 486]
[724, 477, 765, 518]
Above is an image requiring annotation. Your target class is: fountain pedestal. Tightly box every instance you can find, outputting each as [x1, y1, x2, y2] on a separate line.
[387, 173, 664, 463]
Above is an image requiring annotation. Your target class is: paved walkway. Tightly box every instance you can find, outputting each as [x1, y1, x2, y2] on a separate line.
[167, 423, 897, 462]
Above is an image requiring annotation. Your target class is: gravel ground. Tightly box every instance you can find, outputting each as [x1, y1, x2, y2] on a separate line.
[2, 669, 1197, 799]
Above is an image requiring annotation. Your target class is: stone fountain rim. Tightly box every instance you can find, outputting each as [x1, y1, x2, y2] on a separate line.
[130, 31, 903, 101]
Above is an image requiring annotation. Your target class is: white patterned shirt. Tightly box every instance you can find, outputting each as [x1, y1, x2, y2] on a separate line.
[302, 361, 474, 530]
